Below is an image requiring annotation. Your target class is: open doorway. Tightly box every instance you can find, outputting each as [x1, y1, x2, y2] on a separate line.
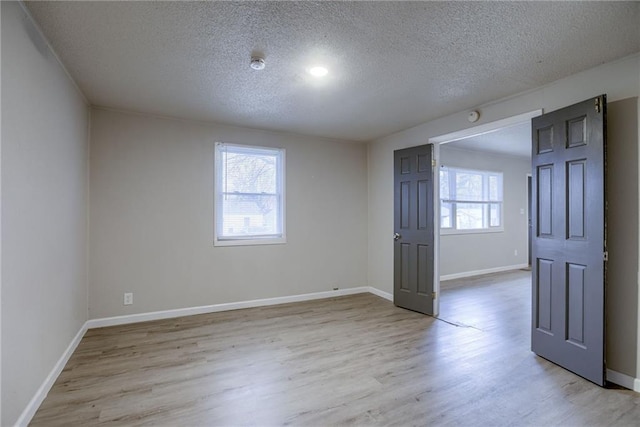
[430, 111, 540, 328]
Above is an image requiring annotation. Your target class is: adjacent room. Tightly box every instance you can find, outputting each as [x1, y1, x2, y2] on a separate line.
[436, 122, 532, 331]
[2, 1, 640, 425]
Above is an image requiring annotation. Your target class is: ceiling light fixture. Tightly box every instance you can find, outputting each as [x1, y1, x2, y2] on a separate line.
[309, 66, 328, 77]
[250, 56, 265, 70]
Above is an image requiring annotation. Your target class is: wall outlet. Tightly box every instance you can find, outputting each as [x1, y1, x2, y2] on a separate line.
[514, 249, 518, 256]
[124, 292, 133, 305]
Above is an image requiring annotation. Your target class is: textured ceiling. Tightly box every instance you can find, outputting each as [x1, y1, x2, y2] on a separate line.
[25, 1, 640, 142]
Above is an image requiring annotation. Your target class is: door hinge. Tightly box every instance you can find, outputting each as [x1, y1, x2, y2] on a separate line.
[595, 97, 601, 113]
[432, 159, 436, 167]
[432, 292, 437, 299]
[603, 251, 608, 261]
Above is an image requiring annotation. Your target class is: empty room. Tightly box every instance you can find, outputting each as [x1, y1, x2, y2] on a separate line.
[2, 1, 640, 426]
[434, 123, 532, 333]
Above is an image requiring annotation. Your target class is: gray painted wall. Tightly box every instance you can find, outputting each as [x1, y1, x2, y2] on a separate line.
[89, 108, 368, 319]
[606, 97, 639, 379]
[367, 54, 640, 379]
[439, 147, 530, 277]
[1, 2, 89, 425]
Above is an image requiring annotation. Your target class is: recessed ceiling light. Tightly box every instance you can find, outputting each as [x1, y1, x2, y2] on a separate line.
[309, 66, 328, 77]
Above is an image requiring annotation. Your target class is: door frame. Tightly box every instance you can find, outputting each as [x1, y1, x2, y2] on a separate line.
[427, 109, 543, 315]
[527, 173, 533, 266]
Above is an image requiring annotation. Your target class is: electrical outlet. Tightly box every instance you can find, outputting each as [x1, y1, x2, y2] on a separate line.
[514, 249, 518, 256]
[124, 292, 133, 305]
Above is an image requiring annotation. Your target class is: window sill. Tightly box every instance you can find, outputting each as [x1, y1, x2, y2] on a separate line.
[440, 228, 504, 236]
[214, 237, 287, 247]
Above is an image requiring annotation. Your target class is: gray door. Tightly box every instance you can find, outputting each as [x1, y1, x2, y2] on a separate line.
[394, 144, 435, 315]
[531, 95, 607, 386]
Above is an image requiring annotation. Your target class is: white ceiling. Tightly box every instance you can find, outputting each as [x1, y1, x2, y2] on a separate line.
[25, 1, 640, 142]
[445, 121, 532, 159]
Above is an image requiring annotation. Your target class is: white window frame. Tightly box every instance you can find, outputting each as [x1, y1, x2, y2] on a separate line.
[214, 142, 286, 247]
[440, 166, 503, 235]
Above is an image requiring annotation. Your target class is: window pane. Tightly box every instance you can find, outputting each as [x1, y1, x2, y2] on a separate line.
[455, 172, 483, 201]
[439, 167, 503, 232]
[489, 174, 502, 201]
[490, 203, 501, 227]
[223, 151, 277, 194]
[441, 202, 452, 228]
[440, 169, 449, 200]
[215, 143, 285, 243]
[220, 194, 280, 237]
[456, 203, 484, 229]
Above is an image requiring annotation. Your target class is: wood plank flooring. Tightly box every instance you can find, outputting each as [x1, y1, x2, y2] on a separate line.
[31, 270, 640, 426]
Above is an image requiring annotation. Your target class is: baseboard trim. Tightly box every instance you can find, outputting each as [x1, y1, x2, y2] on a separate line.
[367, 286, 393, 302]
[15, 322, 88, 427]
[87, 287, 371, 329]
[440, 264, 529, 281]
[606, 369, 640, 391]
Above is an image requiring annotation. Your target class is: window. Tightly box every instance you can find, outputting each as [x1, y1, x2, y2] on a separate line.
[440, 166, 503, 233]
[214, 143, 285, 246]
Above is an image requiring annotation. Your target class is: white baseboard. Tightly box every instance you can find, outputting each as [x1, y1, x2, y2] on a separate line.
[606, 369, 639, 390]
[87, 287, 372, 328]
[440, 264, 529, 281]
[367, 286, 393, 302]
[15, 323, 88, 427]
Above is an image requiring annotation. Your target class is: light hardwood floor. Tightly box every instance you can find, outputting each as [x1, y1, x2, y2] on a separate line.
[32, 270, 640, 426]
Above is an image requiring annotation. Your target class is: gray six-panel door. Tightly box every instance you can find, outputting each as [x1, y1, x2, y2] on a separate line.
[393, 144, 435, 315]
[531, 95, 607, 386]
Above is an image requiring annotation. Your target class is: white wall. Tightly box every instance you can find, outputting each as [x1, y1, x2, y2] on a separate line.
[1, 2, 89, 425]
[368, 54, 640, 379]
[439, 147, 529, 278]
[89, 108, 368, 318]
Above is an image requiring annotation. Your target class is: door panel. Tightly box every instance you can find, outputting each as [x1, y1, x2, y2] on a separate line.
[567, 263, 586, 345]
[394, 144, 435, 315]
[531, 95, 607, 386]
[568, 160, 586, 239]
[536, 258, 553, 333]
[538, 165, 553, 236]
[400, 244, 410, 290]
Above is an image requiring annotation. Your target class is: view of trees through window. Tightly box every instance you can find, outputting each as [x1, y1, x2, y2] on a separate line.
[440, 166, 503, 231]
[215, 144, 284, 240]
